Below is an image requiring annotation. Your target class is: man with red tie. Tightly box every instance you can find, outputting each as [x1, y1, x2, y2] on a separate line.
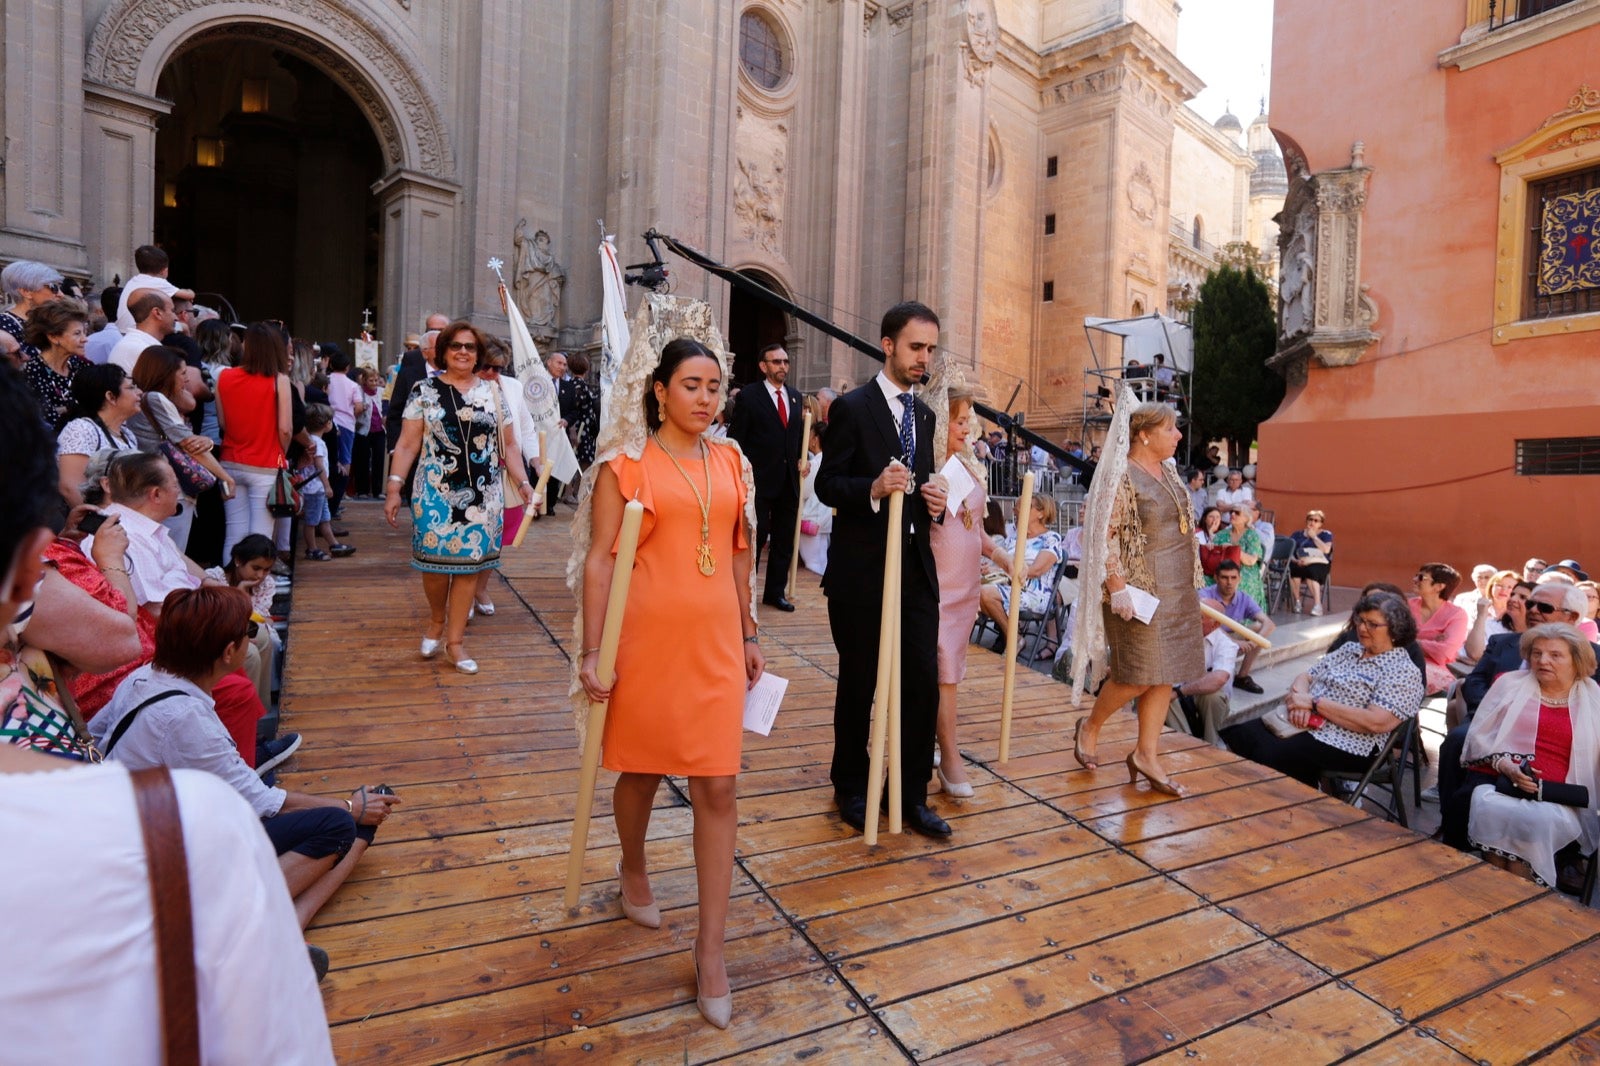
[729, 343, 804, 611]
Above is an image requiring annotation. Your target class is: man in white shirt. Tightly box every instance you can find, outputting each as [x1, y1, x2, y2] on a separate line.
[108, 290, 175, 373]
[1167, 613, 1240, 745]
[1453, 564, 1497, 614]
[1215, 468, 1255, 519]
[113, 244, 194, 333]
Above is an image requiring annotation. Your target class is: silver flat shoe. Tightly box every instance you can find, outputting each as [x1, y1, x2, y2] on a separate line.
[446, 652, 479, 675]
[473, 600, 496, 616]
[420, 635, 442, 659]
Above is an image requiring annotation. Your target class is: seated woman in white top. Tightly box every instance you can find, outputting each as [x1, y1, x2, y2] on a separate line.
[55, 363, 142, 508]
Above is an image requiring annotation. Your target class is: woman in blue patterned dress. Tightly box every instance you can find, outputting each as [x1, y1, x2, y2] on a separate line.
[385, 321, 533, 675]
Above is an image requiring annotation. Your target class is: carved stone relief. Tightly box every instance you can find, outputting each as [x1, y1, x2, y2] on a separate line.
[1270, 142, 1380, 383]
[734, 148, 787, 255]
[960, 0, 998, 87]
[84, 0, 452, 179]
[1126, 162, 1157, 223]
[887, 3, 914, 31]
[733, 100, 788, 256]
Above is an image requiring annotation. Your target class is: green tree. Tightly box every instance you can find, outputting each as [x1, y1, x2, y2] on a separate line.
[1188, 263, 1282, 464]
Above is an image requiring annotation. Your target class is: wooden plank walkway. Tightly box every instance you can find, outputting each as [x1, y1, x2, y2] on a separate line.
[282, 504, 1600, 1064]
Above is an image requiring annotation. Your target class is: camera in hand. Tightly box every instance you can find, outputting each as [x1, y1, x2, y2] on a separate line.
[78, 511, 108, 535]
[373, 784, 396, 796]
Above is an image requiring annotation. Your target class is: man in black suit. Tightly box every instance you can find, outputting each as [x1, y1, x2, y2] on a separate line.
[815, 302, 951, 838]
[729, 343, 804, 611]
[1438, 583, 1599, 848]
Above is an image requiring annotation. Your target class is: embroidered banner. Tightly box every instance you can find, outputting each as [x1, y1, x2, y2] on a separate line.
[1538, 187, 1600, 296]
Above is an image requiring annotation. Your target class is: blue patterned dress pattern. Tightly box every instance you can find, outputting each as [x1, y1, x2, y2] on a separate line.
[403, 377, 505, 574]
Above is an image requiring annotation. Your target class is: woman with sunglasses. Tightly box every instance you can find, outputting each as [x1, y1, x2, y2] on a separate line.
[1222, 592, 1424, 786]
[0, 261, 66, 360]
[385, 322, 532, 674]
[1286, 510, 1333, 615]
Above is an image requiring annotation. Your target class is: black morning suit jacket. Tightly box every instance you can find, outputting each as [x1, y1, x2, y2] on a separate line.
[814, 381, 938, 598]
[728, 381, 803, 500]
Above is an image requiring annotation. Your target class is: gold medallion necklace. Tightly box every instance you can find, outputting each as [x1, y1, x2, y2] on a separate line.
[652, 433, 716, 576]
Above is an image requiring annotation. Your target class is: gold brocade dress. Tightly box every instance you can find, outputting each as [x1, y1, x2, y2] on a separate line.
[1103, 463, 1205, 686]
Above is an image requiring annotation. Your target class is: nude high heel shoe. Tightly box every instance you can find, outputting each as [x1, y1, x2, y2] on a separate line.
[1126, 752, 1186, 797]
[692, 944, 732, 1029]
[615, 860, 660, 929]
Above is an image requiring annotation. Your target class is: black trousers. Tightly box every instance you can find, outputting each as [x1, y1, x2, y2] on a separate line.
[1220, 717, 1373, 787]
[351, 432, 386, 496]
[827, 557, 938, 810]
[753, 489, 799, 600]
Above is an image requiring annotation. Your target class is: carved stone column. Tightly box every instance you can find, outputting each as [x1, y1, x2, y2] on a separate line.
[81, 83, 170, 287]
[4, 0, 90, 276]
[373, 169, 460, 367]
[1271, 143, 1380, 383]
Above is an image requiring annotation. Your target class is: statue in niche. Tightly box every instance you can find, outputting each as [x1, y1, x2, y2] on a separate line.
[1280, 232, 1314, 339]
[513, 220, 565, 342]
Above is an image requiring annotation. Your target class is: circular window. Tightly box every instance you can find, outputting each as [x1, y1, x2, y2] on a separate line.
[740, 11, 787, 91]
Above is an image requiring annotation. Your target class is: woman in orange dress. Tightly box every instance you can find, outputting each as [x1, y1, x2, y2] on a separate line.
[578, 337, 762, 1029]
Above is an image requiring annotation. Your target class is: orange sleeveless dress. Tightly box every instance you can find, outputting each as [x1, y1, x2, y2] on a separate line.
[600, 441, 750, 777]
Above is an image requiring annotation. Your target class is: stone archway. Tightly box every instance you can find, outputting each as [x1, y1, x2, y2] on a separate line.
[82, 0, 458, 354]
[726, 269, 796, 387]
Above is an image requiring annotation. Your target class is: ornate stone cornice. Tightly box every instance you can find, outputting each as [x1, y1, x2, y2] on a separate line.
[83, 0, 452, 180]
[1271, 142, 1380, 382]
[1037, 21, 1202, 103]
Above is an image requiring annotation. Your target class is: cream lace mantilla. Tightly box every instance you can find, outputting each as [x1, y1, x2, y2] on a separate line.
[924, 354, 987, 494]
[563, 294, 759, 745]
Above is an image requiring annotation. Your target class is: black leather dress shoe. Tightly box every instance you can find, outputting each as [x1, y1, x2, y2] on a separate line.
[838, 794, 867, 831]
[904, 805, 952, 838]
[762, 595, 796, 612]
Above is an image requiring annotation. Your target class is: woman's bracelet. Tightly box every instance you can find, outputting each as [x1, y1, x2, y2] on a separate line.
[744, 635, 759, 644]
[387, 474, 405, 483]
[100, 566, 129, 576]
[582, 647, 600, 656]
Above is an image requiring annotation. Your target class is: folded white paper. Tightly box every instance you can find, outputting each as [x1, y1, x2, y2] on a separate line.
[742, 671, 789, 736]
[938, 454, 979, 512]
[1125, 585, 1160, 625]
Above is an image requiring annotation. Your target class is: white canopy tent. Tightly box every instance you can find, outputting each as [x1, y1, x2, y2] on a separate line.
[1082, 313, 1193, 373]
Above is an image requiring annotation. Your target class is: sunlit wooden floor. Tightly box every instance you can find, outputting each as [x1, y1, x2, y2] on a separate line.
[282, 504, 1600, 1064]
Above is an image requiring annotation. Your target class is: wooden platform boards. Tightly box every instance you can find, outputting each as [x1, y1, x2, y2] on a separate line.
[284, 505, 1600, 1064]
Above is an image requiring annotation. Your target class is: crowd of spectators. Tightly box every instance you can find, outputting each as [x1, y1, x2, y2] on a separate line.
[3, 246, 409, 1054]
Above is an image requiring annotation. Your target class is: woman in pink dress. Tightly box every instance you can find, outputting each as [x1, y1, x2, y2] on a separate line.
[1410, 561, 1470, 695]
[929, 382, 1006, 797]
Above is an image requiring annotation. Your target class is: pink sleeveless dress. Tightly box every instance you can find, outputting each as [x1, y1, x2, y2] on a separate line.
[931, 479, 987, 684]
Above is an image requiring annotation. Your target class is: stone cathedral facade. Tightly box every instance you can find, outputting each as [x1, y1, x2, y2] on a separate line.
[2, 0, 1274, 437]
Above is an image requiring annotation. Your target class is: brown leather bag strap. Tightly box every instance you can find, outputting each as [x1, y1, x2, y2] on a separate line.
[131, 767, 200, 1066]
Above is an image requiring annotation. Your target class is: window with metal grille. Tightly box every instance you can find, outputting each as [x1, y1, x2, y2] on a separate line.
[740, 12, 786, 91]
[1525, 165, 1600, 320]
[1042, 281, 1055, 303]
[1044, 213, 1056, 235]
[1046, 155, 1059, 178]
[1515, 436, 1600, 476]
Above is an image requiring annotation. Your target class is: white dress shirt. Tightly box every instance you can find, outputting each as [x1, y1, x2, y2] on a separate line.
[108, 328, 161, 374]
[82, 504, 201, 609]
[0, 762, 334, 1065]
